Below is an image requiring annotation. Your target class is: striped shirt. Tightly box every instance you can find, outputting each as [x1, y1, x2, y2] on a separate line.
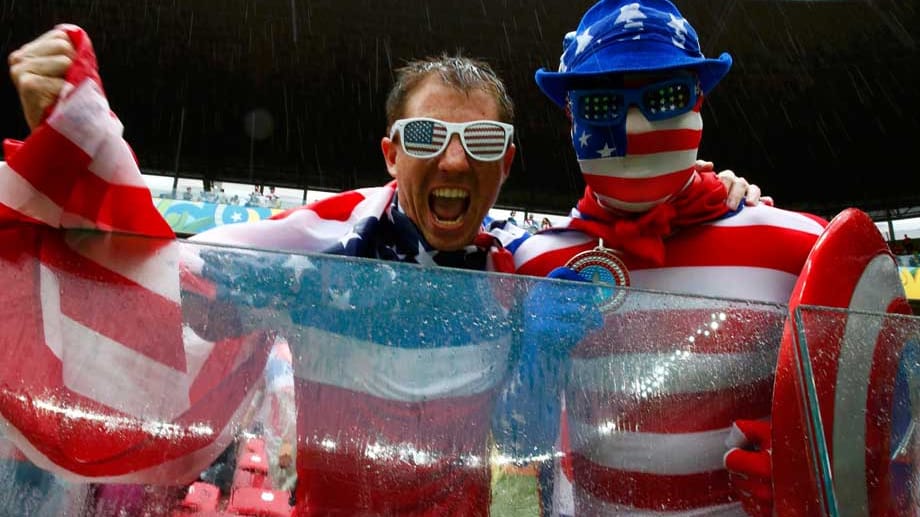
[512, 205, 826, 515]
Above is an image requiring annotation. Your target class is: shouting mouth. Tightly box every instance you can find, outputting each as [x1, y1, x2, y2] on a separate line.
[429, 187, 470, 227]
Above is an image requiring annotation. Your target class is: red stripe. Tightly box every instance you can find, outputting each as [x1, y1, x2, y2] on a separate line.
[582, 169, 693, 204]
[571, 454, 734, 511]
[574, 309, 785, 356]
[5, 124, 173, 238]
[295, 379, 496, 454]
[294, 378, 494, 515]
[2, 138, 24, 158]
[296, 447, 489, 516]
[516, 240, 594, 277]
[664, 223, 820, 273]
[68, 171, 173, 237]
[39, 235, 186, 372]
[275, 190, 366, 222]
[518, 212, 821, 278]
[0, 203, 45, 230]
[6, 124, 90, 210]
[179, 265, 217, 300]
[626, 128, 702, 155]
[568, 377, 773, 434]
[57, 331, 270, 476]
[188, 333, 250, 404]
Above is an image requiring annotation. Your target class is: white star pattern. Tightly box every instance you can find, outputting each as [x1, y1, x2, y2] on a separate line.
[231, 212, 243, 222]
[415, 241, 437, 267]
[597, 143, 615, 158]
[579, 131, 591, 148]
[668, 14, 689, 49]
[575, 28, 593, 55]
[281, 255, 317, 285]
[616, 3, 646, 29]
[560, 30, 577, 71]
[338, 230, 362, 249]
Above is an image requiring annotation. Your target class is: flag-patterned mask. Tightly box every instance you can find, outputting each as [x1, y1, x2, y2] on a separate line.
[568, 77, 704, 212]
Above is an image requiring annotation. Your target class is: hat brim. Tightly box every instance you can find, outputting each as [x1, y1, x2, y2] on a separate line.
[535, 42, 732, 109]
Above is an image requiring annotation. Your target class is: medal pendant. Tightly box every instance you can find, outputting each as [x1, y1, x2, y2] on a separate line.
[564, 239, 630, 310]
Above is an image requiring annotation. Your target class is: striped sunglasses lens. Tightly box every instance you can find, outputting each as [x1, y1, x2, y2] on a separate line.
[396, 118, 512, 162]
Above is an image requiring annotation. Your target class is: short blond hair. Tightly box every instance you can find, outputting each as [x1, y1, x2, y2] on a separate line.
[385, 54, 515, 131]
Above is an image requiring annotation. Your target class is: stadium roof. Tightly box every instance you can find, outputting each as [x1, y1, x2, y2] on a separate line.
[1, 0, 917, 218]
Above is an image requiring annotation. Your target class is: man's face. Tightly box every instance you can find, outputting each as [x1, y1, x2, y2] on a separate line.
[382, 75, 515, 251]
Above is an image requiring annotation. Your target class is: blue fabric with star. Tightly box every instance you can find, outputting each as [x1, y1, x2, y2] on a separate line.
[322, 190, 496, 271]
[572, 117, 627, 160]
[198, 190, 511, 349]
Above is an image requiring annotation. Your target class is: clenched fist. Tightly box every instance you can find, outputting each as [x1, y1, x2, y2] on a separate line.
[8, 28, 75, 131]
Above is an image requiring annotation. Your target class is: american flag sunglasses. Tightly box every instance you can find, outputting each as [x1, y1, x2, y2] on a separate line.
[568, 76, 700, 126]
[390, 118, 514, 162]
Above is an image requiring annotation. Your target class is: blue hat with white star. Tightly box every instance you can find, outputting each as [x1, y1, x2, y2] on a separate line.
[536, 0, 732, 108]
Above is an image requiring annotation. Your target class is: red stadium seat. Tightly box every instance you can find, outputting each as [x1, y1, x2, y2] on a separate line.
[234, 437, 271, 489]
[226, 487, 292, 517]
[179, 482, 220, 511]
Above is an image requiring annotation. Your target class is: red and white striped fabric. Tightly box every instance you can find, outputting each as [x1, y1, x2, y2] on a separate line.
[571, 89, 704, 213]
[513, 204, 827, 515]
[291, 331, 510, 516]
[0, 25, 272, 483]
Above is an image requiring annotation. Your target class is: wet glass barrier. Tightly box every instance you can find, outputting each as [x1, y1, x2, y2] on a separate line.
[0, 231, 914, 515]
[785, 306, 920, 517]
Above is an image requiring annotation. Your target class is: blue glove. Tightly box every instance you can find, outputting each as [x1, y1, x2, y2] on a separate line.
[493, 266, 605, 461]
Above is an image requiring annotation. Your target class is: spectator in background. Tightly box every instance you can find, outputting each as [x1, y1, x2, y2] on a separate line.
[182, 186, 193, 201]
[246, 186, 264, 207]
[903, 234, 914, 255]
[266, 186, 282, 208]
[540, 217, 552, 230]
[200, 188, 218, 204]
[507, 210, 518, 226]
[523, 212, 538, 233]
[217, 188, 229, 204]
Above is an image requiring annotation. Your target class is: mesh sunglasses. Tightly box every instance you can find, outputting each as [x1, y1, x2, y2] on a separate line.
[568, 76, 701, 126]
[389, 118, 514, 162]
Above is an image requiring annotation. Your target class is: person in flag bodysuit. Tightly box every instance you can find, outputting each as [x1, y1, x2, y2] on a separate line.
[503, 1, 828, 515]
[1, 24, 765, 516]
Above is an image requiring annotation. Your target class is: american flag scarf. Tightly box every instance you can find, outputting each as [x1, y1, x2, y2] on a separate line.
[320, 184, 515, 274]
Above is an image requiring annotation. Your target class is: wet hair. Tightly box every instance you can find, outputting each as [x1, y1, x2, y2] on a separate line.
[385, 53, 515, 130]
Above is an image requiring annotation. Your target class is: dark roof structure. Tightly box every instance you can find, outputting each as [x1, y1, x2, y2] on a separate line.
[2, 0, 917, 218]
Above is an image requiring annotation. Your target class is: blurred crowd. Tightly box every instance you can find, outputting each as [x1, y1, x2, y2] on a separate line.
[170, 184, 286, 209]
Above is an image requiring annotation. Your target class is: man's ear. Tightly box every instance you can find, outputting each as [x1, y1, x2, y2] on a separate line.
[382, 136, 398, 179]
[500, 143, 516, 184]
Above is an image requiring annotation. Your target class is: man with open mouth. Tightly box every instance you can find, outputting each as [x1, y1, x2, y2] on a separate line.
[0, 24, 764, 516]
